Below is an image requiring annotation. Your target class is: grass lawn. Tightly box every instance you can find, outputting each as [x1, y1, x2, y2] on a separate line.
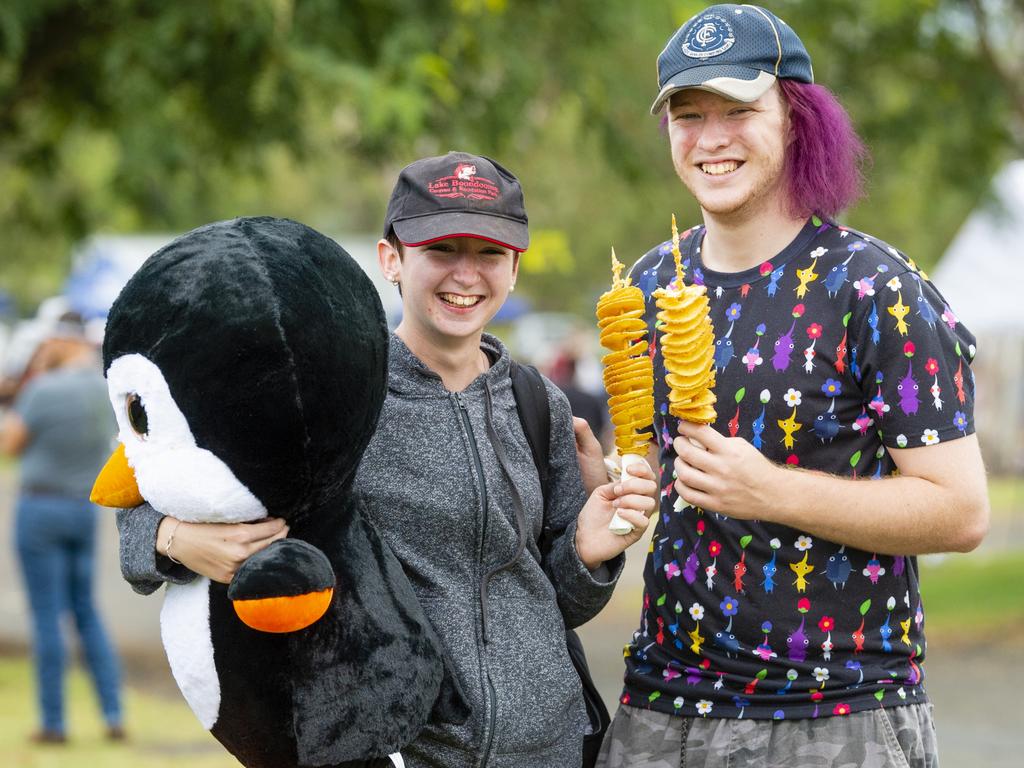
[916, 474, 1024, 644]
[919, 548, 1024, 645]
[988, 474, 1023, 514]
[0, 656, 239, 768]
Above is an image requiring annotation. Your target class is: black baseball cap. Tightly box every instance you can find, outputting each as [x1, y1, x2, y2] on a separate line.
[651, 3, 813, 114]
[383, 151, 529, 252]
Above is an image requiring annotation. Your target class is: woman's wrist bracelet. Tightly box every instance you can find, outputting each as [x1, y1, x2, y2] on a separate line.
[163, 518, 183, 565]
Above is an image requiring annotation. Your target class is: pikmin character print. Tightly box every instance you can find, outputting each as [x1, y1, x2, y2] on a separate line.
[621, 216, 976, 720]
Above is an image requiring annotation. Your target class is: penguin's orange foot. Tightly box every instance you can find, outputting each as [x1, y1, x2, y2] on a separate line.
[232, 589, 334, 633]
[227, 538, 336, 633]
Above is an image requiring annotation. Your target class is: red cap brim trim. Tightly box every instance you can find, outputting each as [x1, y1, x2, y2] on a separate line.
[399, 233, 525, 252]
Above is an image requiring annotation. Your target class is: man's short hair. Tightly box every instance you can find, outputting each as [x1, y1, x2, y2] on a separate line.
[51, 311, 89, 342]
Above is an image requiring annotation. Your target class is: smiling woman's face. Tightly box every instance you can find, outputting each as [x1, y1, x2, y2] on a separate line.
[382, 236, 519, 347]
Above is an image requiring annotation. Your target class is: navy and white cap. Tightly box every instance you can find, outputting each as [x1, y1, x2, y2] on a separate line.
[651, 4, 813, 114]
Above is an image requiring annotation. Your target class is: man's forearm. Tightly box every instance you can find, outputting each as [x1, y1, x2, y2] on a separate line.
[674, 425, 989, 557]
[762, 464, 988, 556]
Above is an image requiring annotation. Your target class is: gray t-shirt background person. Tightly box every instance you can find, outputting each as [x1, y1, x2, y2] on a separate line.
[2, 323, 124, 743]
[14, 365, 115, 498]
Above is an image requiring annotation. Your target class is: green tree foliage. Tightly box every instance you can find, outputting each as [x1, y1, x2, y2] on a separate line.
[783, 0, 1018, 274]
[0, 0, 303, 306]
[0, 0, 1019, 313]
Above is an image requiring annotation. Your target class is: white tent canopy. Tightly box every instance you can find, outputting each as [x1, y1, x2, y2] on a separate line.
[933, 160, 1024, 473]
[933, 160, 1024, 333]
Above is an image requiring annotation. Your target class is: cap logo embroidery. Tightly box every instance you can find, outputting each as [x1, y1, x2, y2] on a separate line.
[428, 164, 499, 200]
[682, 14, 735, 59]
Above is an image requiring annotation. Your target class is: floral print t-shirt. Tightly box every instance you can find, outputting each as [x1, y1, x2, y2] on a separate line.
[620, 217, 976, 721]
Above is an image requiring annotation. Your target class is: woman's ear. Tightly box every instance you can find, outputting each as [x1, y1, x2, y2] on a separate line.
[377, 238, 401, 284]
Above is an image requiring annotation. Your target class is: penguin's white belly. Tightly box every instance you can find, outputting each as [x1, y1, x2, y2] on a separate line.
[161, 577, 220, 729]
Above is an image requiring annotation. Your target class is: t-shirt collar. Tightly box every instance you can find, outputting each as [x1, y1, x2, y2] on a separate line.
[687, 217, 823, 289]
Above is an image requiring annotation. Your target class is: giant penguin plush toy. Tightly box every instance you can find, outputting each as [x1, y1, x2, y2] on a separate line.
[90, 217, 467, 767]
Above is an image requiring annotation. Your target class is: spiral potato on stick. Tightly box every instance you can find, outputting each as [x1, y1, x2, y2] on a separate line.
[655, 215, 717, 424]
[596, 248, 654, 534]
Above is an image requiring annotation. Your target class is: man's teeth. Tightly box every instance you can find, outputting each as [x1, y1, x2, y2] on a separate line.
[440, 293, 481, 307]
[701, 161, 739, 175]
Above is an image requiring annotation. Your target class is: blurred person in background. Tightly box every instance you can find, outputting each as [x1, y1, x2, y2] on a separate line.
[0, 312, 124, 744]
[0, 328, 62, 406]
[547, 347, 613, 455]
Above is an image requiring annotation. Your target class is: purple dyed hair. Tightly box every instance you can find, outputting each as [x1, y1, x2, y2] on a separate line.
[778, 79, 869, 220]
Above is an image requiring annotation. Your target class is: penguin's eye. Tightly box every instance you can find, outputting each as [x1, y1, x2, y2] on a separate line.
[126, 393, 149, 438]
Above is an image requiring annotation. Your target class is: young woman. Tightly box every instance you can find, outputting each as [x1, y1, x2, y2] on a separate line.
[117, 152, 656, 767]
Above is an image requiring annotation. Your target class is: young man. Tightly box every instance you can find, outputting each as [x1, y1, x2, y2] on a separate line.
[595, 6, 989, 767]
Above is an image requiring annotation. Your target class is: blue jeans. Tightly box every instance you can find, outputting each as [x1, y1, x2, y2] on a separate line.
[14, 493, 123, 734]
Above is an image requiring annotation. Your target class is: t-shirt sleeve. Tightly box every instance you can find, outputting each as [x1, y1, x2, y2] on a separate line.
[854, 269, 977, 449]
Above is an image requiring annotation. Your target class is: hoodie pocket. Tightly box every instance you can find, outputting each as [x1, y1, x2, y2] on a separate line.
[409, 595, 487, 753]
[484, 596, 588, 755]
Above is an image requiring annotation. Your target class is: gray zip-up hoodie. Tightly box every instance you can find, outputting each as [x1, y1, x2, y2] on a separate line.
[117, 332, 622, 767]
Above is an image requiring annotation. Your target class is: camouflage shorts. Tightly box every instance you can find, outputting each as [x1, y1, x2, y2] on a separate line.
[596, 703, 938, 768]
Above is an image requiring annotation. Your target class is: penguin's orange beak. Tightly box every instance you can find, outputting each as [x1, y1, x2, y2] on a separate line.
[90, 444, 145, 508]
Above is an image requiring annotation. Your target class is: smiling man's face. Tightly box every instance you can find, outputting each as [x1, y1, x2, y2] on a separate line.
[666, 84, 790, 223]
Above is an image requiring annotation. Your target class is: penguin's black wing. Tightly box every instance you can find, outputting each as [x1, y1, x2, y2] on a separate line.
[289, 511, 466, 765]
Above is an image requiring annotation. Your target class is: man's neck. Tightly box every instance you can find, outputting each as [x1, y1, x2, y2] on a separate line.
[396, 325, 489, 392]
[699, 205, 807, 275]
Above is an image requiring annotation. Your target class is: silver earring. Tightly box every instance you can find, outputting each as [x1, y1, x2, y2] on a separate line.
[509, 283, 516, 292]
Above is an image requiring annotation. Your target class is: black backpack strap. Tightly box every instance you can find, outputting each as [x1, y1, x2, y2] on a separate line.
[509, 361, 557, 554]
[509, 359, 610, 766]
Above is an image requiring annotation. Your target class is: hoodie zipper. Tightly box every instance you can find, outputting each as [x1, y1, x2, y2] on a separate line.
[454, 391, 498, 768]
